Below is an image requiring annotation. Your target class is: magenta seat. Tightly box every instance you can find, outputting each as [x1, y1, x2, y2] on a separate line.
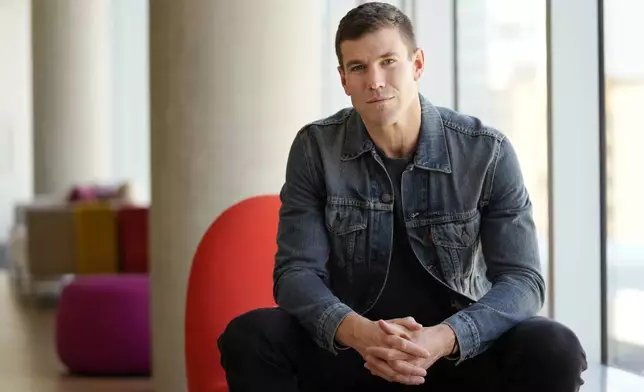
[55, 275, 150, 375]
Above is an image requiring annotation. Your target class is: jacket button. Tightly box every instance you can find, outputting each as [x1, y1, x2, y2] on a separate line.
[381, 193, 392, 203]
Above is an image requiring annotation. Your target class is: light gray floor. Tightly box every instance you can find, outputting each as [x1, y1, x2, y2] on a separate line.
[583, 363, 644, 392]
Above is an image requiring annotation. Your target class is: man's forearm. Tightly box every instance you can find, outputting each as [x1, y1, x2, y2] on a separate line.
[439, 322, 459, 358]
[442, 272, 543, 363]
[335, 312, 375, 349]
[335, 312, 360, 346]
[274, 266, 355, 353]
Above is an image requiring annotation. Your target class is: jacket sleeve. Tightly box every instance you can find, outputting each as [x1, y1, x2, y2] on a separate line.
[442, 136, 546, 364]
[272, 129, 354, 354]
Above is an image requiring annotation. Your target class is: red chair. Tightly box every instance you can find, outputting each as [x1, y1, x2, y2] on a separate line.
[185, 195, 280, 392]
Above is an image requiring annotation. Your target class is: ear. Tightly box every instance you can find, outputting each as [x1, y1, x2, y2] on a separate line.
[338, 66, 350, 96]
[412, 48, 425, 81]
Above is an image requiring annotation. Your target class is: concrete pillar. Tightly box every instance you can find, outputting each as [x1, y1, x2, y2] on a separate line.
[149, 1, 323, 390]
[31, 0, 111, 195]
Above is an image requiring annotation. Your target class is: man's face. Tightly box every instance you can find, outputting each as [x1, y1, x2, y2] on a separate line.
[338, 27, 424, 127]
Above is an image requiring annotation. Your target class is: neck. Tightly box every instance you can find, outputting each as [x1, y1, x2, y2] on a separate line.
[365, 95, 421, 159]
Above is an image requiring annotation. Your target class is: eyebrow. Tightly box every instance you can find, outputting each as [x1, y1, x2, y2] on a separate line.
[344, 51, 399, 69]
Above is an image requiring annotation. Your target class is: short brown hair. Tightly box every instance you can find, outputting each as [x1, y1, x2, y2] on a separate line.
[335, 2, 417, 69]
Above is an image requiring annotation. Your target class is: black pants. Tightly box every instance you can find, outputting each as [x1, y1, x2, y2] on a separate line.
[218, 308, 588, 392]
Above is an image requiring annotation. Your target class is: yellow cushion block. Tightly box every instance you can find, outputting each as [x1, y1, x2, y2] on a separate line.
[73, 202, 118, 274]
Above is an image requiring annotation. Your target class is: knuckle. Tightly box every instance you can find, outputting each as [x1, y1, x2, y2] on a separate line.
[390, 360, 403, 371]
[398, 361, 415, 375]
[397, 338, 407, 349]
[374, 361, 387, 372]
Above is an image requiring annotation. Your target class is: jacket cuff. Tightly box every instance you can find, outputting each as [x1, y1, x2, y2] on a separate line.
[441, 311, 480, 364]
[317, 302, 354, 355]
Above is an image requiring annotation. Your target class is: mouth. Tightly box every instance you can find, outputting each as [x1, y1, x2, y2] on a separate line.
[366, 96, 393, 104]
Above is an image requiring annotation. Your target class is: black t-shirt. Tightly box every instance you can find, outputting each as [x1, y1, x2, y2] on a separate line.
[364, 151, 453, 327]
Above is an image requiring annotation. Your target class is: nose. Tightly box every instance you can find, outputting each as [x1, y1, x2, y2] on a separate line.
[366, 67, 385, 90]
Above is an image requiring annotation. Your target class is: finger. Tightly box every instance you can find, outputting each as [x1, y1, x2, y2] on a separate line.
[378, 319, 411, 340]
[396, 375, 426, 386]
[365, 357, 425, 385]
[364, 365, 391, 382]
[389, 359, 427, 377]
[364, 359, 393, 382]
[365, 346, 413, 362]
[366, 367, 394, 383]
[388, 316, 423, 331]
[411, 356, 431, 368]
[364, 354, 426, 379]
[385, 334, 431, 358]
[365, 355, 397, 379]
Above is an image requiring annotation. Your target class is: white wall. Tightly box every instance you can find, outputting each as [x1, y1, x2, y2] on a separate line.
[0, 0, 33, 241]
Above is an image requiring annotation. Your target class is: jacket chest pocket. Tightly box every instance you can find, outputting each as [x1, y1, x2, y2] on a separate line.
[429, 212, 481, 285]
[325, 204, 368, 272]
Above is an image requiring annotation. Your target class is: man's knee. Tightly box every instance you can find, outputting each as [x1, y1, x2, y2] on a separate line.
[510, 317, 587, 371]
[218, 307, 294, 357]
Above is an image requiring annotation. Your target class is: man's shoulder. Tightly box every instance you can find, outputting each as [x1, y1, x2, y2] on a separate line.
[434, 105, 506, 142]
[290, 107, 355, 155]
[288, 107, 355, 165]
[298, 107, 354, 136]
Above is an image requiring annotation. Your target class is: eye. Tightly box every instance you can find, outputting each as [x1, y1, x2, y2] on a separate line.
[382, 58, 396, 65]
[349, 65, 365, 72]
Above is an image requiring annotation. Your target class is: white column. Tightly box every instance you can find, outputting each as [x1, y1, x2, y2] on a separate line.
[548, 0, 602, 363]
[0, 0, 33, 239]
[149, 1, 323, 391]
[31, 0, 111, 195]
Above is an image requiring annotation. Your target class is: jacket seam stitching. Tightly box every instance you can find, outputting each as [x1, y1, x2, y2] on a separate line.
[300, 133, 316, 186]
[308, 110, 352, 128]
[460, 312, 480, 359]
[317, 302, 342, 350]
[482, 136, 505, 205]
[442, 120, 504, 140]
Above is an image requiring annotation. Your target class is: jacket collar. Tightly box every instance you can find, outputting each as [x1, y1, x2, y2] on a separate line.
[341, 94, 452, 173]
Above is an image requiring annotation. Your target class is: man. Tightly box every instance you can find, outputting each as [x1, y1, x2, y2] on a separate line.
[218, 3, 587, 391]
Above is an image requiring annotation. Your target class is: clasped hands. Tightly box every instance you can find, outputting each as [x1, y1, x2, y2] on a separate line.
[347, 316, 457, 386]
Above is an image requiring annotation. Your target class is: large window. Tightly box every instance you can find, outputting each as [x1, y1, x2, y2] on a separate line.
[604, 0, 644, 375]
[455, 0, 550, 313]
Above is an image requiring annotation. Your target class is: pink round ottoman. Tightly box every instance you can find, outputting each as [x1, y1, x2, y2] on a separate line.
[55, 275, 150, 376]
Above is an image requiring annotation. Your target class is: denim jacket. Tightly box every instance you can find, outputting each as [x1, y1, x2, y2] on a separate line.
[273, 94, 545, 363]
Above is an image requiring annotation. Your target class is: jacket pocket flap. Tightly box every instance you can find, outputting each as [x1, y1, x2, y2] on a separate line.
[431, 214, 480, 249]
[325, 205, 367, 236]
